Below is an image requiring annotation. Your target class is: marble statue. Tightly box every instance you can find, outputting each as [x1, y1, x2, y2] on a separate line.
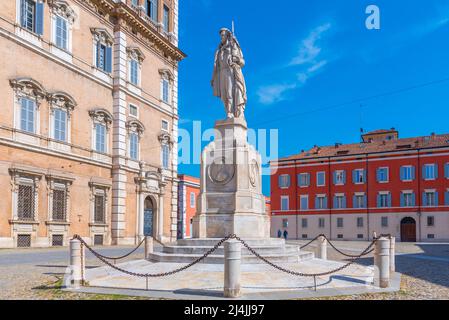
[211, 28, 247, 119]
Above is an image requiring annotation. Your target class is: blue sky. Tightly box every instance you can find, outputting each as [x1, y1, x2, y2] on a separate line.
[177, 0, 449, 196]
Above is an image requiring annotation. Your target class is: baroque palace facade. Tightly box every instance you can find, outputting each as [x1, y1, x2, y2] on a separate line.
[271, 129, 449, 242]
[0, 0, 185, 248]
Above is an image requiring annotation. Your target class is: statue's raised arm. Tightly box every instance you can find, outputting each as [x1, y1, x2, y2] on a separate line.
[211, 28, 247, 120]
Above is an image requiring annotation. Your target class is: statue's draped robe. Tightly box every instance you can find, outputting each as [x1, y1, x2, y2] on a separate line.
[212, 38, 247, 116]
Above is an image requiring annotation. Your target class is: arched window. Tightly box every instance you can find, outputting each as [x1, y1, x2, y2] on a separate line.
[126, 119, 145, 161]
[88, 108, 113, 154]
[49, 0, 77, 58]
[47, 92, 76, 143]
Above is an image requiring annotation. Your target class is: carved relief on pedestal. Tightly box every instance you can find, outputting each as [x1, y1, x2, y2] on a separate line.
[208, 157, 235, 186]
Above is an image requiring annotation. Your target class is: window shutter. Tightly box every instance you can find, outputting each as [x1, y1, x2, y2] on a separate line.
[435, 164, 438, 179]
[400, 193, 404, 207]
[96, 41, 101, 67]
[306, 173, 310, 186]
[353, 195, 357, 208]
[342, 195, 346, 208]
[435, 192, 439, 206]
[411, 166, 416, 180]
[422, 192, 427, 206]
[352, 170, 356, 184]
[411, 193, 416, 206]
[106, 46, 112, 73]
[333, 196, 337, 209]
[35, 1, 44, 35]
[376, 169, 380, 182]
[445, 163, 449, 178]
[376, 194, 380, 207]
[363, 195, 367, 208]
[333, 171, 336, 185]
[387, 194, 392, 207]
[315, 197, 319, 209]
[286, 175, 290, 187]
[445, 192, 449, 205]
[342, 171, 346, 184]
[400, 167, 404, 181]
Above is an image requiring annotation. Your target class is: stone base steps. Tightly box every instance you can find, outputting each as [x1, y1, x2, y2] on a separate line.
[148, 251, 314, 264]
[147, 238, 314, 264]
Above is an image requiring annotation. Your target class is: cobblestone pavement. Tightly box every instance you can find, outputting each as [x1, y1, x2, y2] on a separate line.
[0, 241, 448, 299]
[291, 240, 449, 300]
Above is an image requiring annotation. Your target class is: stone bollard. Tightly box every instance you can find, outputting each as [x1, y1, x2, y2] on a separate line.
[224, 239, 241, 298]
[70, 238, 84, 288]
[144, 236, 153, 259]
[317, 236, 327, 260]
[374, 236, 390, 288]
[389, 236, 395, 273]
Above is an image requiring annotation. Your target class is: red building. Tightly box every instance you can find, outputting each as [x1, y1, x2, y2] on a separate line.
[177, 175, 200, 239]
[270, 129, 449, 242]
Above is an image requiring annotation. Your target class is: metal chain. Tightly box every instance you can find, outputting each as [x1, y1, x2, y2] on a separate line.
[73, 234, 234, 278]
[322, 235, 375, 258]
[90, 237, 146, 261]
[299, 234, 324, 249]
[234, 235, 378, 277]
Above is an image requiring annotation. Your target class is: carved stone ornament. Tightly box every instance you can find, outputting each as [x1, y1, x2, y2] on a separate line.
[208, 157, 235, 185]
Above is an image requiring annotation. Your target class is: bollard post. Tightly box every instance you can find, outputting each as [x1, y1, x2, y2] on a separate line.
[224, 239, 241, 298]
[70, 238, 83, 288]
[389, 236, 395, 273]
[144, 236, 153, 259]
[375, 236, 390, 288]
[317, 236, 327, 260]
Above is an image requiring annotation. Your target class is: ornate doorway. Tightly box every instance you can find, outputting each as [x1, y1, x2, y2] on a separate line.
[144, 196, 155, 237]
[400, 217, 416, 242]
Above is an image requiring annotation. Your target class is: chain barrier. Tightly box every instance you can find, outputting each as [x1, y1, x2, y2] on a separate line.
[72, 234, 234, 278]
[298, 234, 375, 258]
[234, 235, 378, 278]
[152, 237, 165, 247]
[299, 234, 323, 249]
[87, 237, 146, 262]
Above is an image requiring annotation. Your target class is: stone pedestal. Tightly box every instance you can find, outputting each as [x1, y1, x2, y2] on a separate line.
[192, 118, 269, 239]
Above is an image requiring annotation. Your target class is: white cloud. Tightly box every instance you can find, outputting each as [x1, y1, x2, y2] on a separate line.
[257, 23, 332, 105]
[290, 23, 331, 66]
[257, 83, 297, 105]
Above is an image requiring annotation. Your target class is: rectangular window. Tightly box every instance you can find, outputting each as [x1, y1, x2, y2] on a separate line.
[21, 0, 35, 32]
[278, 174, 290, 188]
[280, 196, 289, 211]
[302, 234, 308, 239]
[353, 169, 365, 184]
[55, 16, 68, 50]
[17, 234, 31, 247]
[130, 59, 139, 85]
[377, 193, 391, 208]
[190, 192, 195, 208]
[162, 143, 170, 169]
[423, 191, 437, 207]
[54, 109, 67, 142]
[318, 218, 325, 228]
[353, 194, 366, 208]
[95, 124, 106, 153]
[94, 194, 105, 223]
[427, 216, 435, 227]
[357, 217, 364, 228]
[316, 171, 325, 186]
[334, 170, 346, 185]
[300, 195, 308, 211]
[162, 79, 170, 103]
[337, 217, 343, 228]
[52, 188, 67, 221]
[424, 164, 437, 180]
[381, 216, 388, 228]
[445, 163, 449, 179]
[52, 234, 64, 246]
[427, 234, 435, 239]
[129, 104, 138, 117]
[301, 218, 308, 228]
[377, 167, 389, 182]
[400, 166, 415, 181]
[337, 234, 343, 239]
[129, 133, 139, 160]
[282, 218, 288, 228]
[357, 234, 364, 239]
[315, 195, 327, 209]
[94, 234, 104, 245]
[96, 42, 112, 73]
[20, 98, 35, 133]
[401, 192, 415, 207]
[18, 184, 34, 220]
[298, 173, 310, 187]
[163, 5, 170, 32]
[148, 0, 158, 21]
[161, 119, 169, 131]
[334, 195, 346, 209]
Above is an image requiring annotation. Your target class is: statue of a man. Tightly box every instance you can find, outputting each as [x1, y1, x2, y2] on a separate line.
[211, 28, 247, 119]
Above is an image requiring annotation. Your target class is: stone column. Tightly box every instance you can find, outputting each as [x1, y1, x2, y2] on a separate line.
[224, 240, 241, 298]
[374, 236, 390, 288]
[317, 236, 327, 260]
[158, 193, 164, 241]
[389, 236, 396, 273]
[111, 26, 129, 244]
[144, 236, 153, 259]
[69, 239, 83, 288]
